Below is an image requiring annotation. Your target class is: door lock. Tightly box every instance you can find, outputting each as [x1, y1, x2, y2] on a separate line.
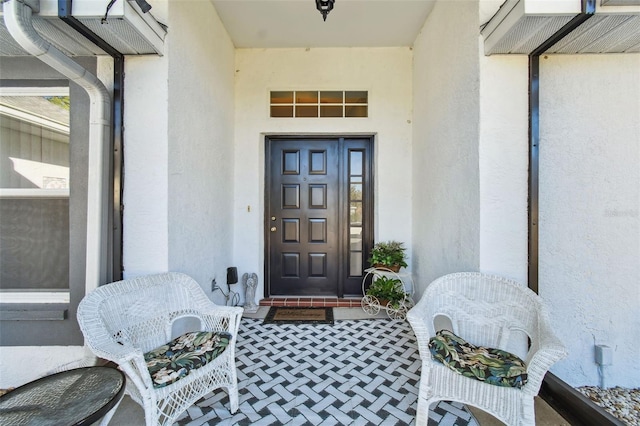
[271, 216, 276, 221]
[270, 226, 277, 232]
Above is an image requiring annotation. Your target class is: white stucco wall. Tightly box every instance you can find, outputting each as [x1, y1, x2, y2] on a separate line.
[165, 1, 236, 300]
[122, 1, 236, 301]
[233, 47, 413, 303]
[478, 52, 528, 284]
[539, 53, 640, 388]
[123, 0, 169, 279]
[123, 54, 169, 278]
[411, 0, 481, 296]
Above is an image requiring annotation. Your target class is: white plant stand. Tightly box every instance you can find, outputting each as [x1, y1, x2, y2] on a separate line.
[361, 267, 414, 320]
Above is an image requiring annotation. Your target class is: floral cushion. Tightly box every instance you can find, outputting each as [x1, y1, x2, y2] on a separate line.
[144, 331, 231, 388]
[428, 329, 528, 389]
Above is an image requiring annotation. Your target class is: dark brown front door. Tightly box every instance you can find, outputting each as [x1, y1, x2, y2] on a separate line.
[266, 136, 372, 297]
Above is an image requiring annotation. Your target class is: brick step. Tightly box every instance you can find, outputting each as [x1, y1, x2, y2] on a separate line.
[259, 297, 363, 308]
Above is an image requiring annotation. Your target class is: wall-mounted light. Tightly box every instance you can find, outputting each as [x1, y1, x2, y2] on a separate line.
[315, 0, 335, 21]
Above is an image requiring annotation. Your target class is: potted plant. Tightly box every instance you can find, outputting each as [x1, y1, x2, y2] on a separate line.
[368, 240, 408, 272]
[365, 276, 405, 309]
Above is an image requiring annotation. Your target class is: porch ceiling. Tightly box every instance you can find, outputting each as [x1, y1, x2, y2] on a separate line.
[210, 0, 436, 48]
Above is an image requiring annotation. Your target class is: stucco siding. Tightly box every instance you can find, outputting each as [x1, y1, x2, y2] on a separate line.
[166, 1, 236, 298]
[478, 52, 529, 284]
[122, 0, 237, 296]
[411, 0, 481, 297]
[123, 56, 169, 277]
[539, 53, 640, 388]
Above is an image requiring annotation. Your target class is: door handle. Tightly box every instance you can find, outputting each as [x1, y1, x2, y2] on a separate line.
[270, 226, 277, 232]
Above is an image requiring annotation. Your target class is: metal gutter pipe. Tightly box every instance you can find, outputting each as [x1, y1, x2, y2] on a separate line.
[527, 2, 623, 424]
[528, 0, 596, 293]
[58, 0, 125, 282]
[3, 0, 111, 294]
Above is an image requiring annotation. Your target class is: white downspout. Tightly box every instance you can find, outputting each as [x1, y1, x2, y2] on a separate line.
[3, 0, 111, 294]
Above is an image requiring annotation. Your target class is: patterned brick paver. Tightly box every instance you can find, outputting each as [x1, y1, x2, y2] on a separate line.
[177, 318, 478, 426]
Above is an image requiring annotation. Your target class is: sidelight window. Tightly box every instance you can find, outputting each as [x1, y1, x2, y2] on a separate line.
[348, 150, 364, 276]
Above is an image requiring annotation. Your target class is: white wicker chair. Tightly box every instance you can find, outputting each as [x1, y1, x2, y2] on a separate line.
[77, 272, 243, 426]
[406, 272, 567, 426]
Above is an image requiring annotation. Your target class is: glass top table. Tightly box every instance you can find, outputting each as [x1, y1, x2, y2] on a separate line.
[0, 366, 125, 426]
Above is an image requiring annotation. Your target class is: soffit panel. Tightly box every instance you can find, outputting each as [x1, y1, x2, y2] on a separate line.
[210, 0, 436, 48]
[482, 0, 640, 54]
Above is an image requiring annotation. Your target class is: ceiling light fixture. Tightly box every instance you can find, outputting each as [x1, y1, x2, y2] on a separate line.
[315, 0, 335, 21]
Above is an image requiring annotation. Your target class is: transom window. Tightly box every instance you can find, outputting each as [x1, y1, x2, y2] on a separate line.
[270, 91, 368, 118]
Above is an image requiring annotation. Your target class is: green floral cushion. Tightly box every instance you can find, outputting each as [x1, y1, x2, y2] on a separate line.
[428, 329, 528, 389]
[144, 331, 231, 388]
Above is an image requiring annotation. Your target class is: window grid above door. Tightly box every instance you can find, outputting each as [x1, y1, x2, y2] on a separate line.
[270, 91, 368, 118]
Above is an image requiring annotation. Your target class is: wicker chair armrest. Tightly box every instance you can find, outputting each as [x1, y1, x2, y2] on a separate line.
[407, 288, 431, 319]
[198, 305, 243, 335]
[524, 343, 567, 394]
[524, 317, 567, 393]
[534, 309, 566, 358]
[536, 327, 566, 357]
[538, 308, 565, 343]
[115, 352, 157, 391]
[85, 336, 141, 363]
[84, 339, 156, 389]
[407, 310, 434, 359]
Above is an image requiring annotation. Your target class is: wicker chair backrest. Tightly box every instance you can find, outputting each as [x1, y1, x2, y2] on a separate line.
[423, 273, 541, 352]
[85, 272, 208, 353]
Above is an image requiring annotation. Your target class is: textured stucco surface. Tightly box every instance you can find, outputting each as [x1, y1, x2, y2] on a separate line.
[123, 0, 169, 281]
[539, 54, 640, 388]
[233, 47, 414, 303]
[478, 52, 529, 284]
[166, 1, 236, 300]
[123, 54, 169, 278]
[122, 1, 236, 301]
[411, 0, 481, 297]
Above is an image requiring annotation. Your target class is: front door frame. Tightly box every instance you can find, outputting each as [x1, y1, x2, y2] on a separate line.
[264, 134, 374, 298]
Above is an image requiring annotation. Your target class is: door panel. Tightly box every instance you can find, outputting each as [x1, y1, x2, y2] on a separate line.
[268, 139, 339, 296]
[266, 137, 373, 297]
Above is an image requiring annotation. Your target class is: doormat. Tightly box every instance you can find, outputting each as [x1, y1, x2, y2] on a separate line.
[263, 307, 334, 325]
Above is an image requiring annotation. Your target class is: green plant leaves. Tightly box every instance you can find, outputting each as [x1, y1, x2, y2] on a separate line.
[368, 240, 408, 268]
[365, 276, 405, 303]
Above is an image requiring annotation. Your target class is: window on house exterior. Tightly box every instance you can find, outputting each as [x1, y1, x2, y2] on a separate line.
[1, 57, 101, 347]
[270, 91, 368, 118]
[349, 150, 364, 276]
[0, 88, 71, 302]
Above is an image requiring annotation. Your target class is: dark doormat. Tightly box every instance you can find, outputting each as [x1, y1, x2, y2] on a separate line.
[263, 307, 334, 325]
